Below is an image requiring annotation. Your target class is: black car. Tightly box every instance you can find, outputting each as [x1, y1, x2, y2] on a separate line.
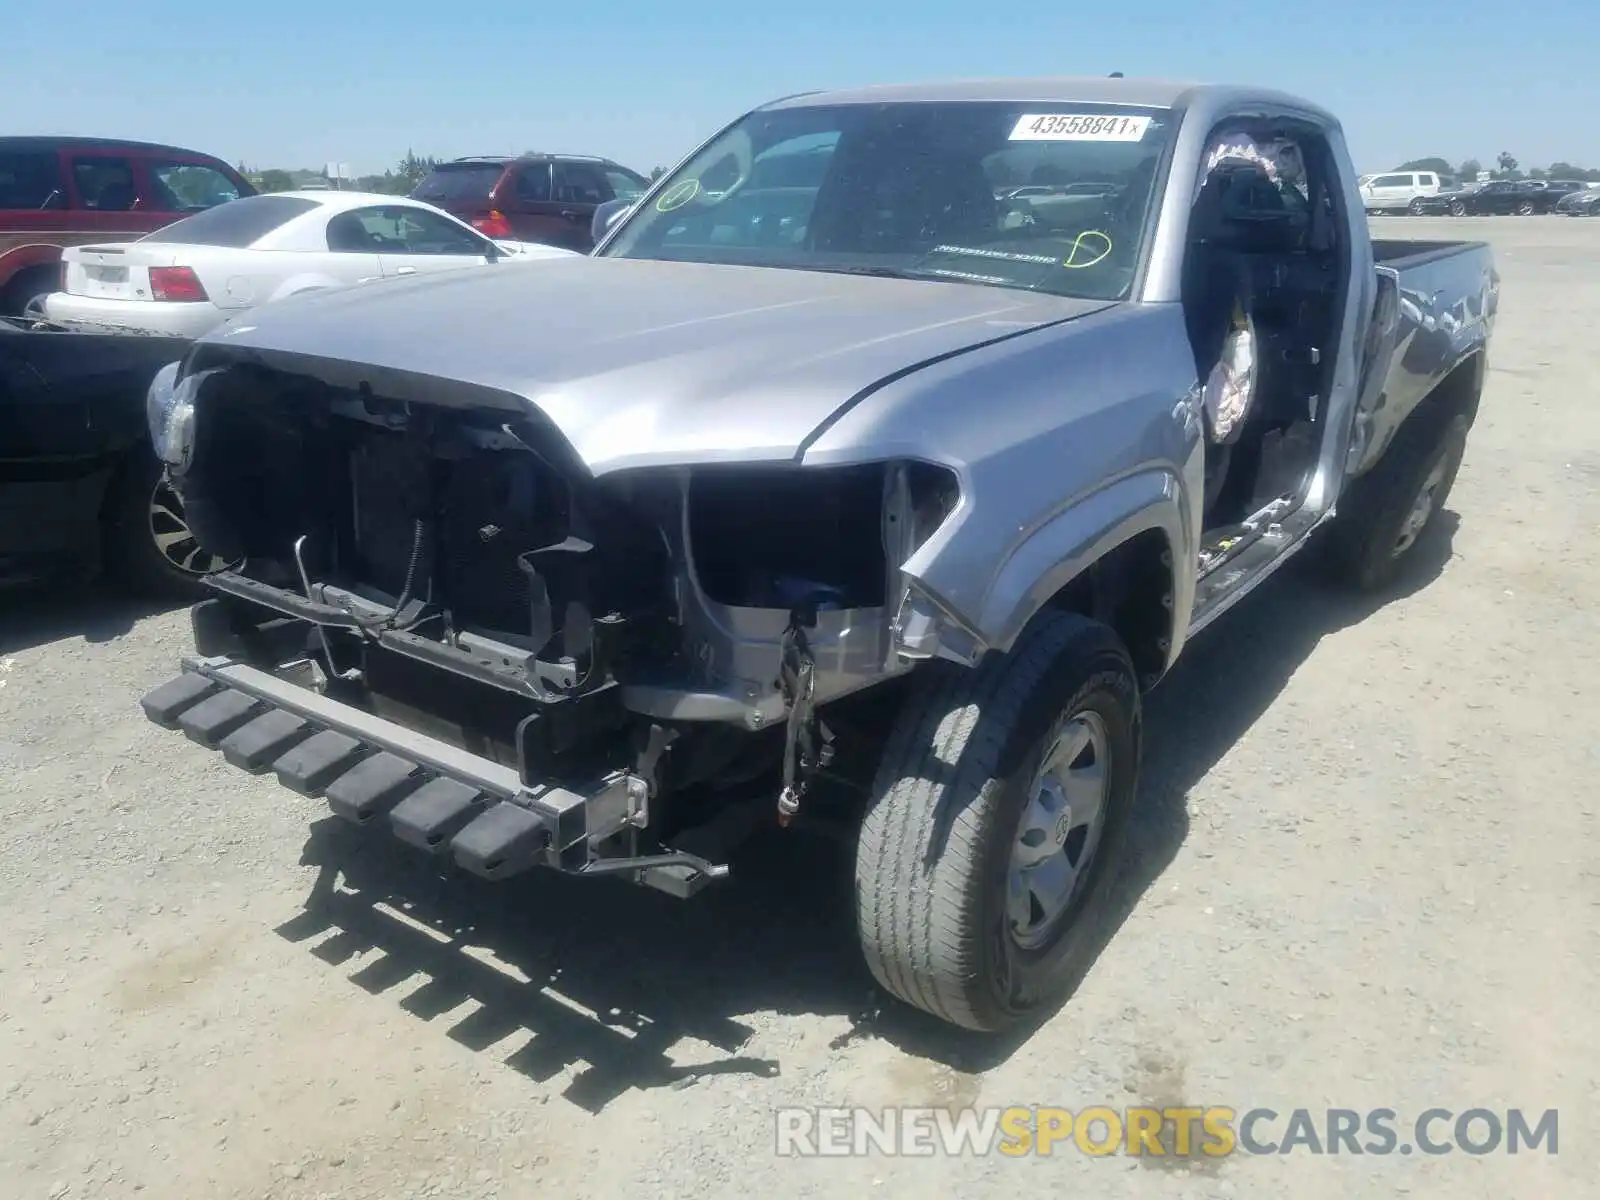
[1428, 178, 1584, 216]
[1412, 184, 1480, 215]
[1, 316, 218, 596]
[1555, 186, 1600, 216]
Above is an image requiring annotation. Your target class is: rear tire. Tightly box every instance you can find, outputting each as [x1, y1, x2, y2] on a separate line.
[1516, 201, 1535, 216]
[1, 265, 58, 319]
[1321, 406, 1469, 593]
[101, 444, 232, 600]
[854, 611, 1142, 1033]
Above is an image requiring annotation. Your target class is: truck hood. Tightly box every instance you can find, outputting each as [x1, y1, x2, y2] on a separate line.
[198, 255, 1115, 474]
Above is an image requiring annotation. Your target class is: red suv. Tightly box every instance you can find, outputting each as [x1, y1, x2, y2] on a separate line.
[411, 154, 651, 252]
[0, 136, 255, 315]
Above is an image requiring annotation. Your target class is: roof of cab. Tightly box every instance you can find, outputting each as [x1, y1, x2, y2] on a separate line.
[0, 134, 232, 156]
[759, 77, 1338, 126]
[763, 77, 1200, 109]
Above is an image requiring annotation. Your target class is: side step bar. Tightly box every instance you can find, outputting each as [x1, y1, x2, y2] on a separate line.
[140, 656, 731, 896]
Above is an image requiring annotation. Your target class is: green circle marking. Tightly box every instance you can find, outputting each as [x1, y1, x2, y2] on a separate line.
[1062, 231, 1112, 269]
[655, 178, 701, 213]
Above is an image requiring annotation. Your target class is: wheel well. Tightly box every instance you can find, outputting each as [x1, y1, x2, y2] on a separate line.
[1429, 350, 1485, 428]
[1044, 528, 1174, 689]
[2, 262, 60, 310]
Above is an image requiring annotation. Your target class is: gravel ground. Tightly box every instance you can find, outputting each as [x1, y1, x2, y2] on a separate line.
[1, 215, 1595, 1200]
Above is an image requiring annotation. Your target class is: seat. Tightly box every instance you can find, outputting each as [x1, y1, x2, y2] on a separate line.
[327, 218, 386, 254]
[807, 140, 997, 254]
[93, 180, 136, 211]
[1185, 162, 1325, 525]
[1183, 165, 1269, 435]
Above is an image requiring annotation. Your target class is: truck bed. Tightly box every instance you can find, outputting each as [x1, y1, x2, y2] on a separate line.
[2, 316, 191, 460]
[2, 316, 192, 577]
[1353, 238, 1497, 478]
[1371, 238, 1487, 268]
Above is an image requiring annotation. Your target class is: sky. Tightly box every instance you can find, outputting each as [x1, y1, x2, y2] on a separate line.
[8, 1, 1597, 179]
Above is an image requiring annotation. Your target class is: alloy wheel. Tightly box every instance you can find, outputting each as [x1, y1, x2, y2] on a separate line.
[1007, 711, 1112, 951]
[148, 477, 230, 576]
[1392, 455, 1451, 559]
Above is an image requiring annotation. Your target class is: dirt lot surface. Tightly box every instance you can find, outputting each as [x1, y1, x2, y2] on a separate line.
[1, 216, 1595, 1200]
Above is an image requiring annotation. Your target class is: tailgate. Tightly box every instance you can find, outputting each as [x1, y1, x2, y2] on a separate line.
[62, 244, 179, 302]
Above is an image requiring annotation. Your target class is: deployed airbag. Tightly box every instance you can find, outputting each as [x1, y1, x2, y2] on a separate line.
[1202, 299, 1257, 444]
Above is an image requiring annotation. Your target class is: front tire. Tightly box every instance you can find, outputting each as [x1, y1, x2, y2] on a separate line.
[1450, 200, 1467, 216]
[1516, 200, 1535, 216]
[1408, 197, 1426, 215]
[1321, 406, 1469, 592]
[854, 611, 1142, 1033]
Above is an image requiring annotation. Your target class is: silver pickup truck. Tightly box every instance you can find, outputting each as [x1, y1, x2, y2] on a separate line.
[139, 77, 1497, 1034]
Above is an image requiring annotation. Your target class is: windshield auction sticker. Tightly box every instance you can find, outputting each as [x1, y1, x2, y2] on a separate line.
[1009, 114, 1152, 141]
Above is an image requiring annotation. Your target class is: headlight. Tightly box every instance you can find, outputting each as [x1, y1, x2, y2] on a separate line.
[146, 361, 198, 472]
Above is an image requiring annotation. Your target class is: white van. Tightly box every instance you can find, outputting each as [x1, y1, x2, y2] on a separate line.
[1359, 171, 1445, 215]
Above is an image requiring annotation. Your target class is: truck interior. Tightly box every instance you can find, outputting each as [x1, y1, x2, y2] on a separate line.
[1179, 120, 1349, 567]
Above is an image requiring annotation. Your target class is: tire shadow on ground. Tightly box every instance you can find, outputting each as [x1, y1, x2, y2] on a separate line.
[0, 579, 180, 656]
[274, 513, 1460, 1112]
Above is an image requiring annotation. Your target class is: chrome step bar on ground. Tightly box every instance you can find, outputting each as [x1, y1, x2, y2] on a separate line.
[139, 656, 730, 897]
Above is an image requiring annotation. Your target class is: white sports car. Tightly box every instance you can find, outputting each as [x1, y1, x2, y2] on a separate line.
[38, 189, 578, 338]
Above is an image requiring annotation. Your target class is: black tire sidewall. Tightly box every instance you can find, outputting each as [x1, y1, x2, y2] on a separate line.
[2, 266, 58, 318]
[972, 641, 1142, 1019]
[1335, 411, 1468, 591]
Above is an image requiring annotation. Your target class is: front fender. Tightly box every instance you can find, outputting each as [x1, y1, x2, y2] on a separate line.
[976, 468, 1190, 654]
[894, 466, 1197, 671]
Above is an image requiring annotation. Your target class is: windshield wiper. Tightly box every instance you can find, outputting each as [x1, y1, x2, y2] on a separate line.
[815, 264, 948, 280]
[776, 261, 1044, 294]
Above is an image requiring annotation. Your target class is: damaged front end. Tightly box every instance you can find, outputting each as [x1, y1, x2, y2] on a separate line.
[140, 355, 961, 894]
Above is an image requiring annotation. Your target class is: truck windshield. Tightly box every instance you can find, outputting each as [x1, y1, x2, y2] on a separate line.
[599, 101, 1173, 301]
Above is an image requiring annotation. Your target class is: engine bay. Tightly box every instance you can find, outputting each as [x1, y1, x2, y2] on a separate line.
[170, 361, 959, 820]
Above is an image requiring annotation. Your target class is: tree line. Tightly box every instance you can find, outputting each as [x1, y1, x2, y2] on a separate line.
[239, 150, 1600, 196]
[1395, 155, 1600, 182]
[237, 153, 669, 196]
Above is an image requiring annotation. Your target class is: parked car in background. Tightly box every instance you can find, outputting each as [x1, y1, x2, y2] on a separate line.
[998, 184, 1064, 200]
[1555, 185, 1600, 216]
[0, 137, 254, 317]
[1412, 181, 1481, 215]
[39, 190, 578, 338]
[1, 316, 206, 596]
[410, 154, 652, 251]
[1359, 170, 1445, 214]
[1440, 178, 1579, 216]
[1539, 179, 1592, 206]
